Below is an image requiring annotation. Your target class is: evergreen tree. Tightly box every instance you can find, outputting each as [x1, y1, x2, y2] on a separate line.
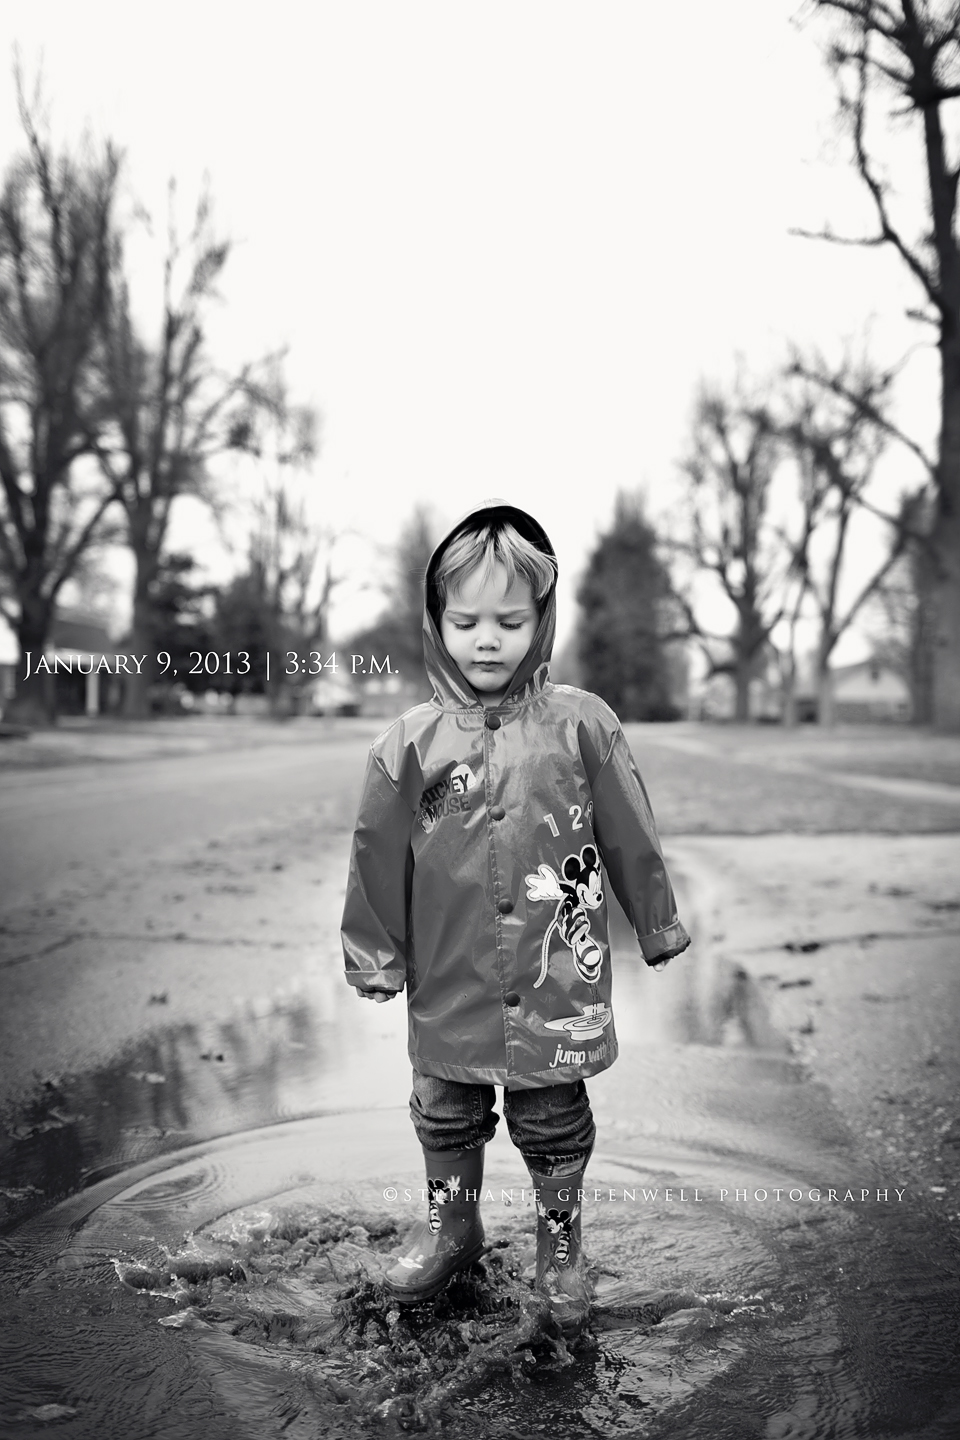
[576, 494, 681, 721]
[346, 506, 437, 697]
[147, 553, 217, 694]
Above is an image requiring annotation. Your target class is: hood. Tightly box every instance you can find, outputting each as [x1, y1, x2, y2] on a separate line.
[422, 500, 557, 707]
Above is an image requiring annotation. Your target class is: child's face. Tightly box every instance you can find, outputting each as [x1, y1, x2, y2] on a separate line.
[440, 564, 538, 705]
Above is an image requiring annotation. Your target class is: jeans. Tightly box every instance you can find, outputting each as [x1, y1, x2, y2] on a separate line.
[409, 1069, 595, 1179]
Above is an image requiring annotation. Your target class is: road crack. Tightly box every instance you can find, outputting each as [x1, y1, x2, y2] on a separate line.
[0, 931, 307, 969]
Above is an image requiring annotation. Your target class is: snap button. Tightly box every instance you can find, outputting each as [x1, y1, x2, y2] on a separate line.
[484, 713, 501, 730]
[497, 898, 514, 915]
[489, 805, 505, 821]
[504, 991, 521, 1008]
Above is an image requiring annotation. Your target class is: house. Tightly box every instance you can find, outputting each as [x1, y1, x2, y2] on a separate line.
[0, 610, 124, 718]
[687, 642, 911, 724]
[831, 659, 911, 723]
[784, 655, 911, 724]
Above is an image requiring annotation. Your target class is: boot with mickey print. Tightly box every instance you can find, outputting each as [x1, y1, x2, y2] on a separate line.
[383, 1145, 485, 1302]
[529, 1168, 591, 1335]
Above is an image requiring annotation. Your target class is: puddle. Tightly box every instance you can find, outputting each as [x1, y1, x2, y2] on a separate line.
[0, 968, 410, 1234]
[1, 909, 959, 1436]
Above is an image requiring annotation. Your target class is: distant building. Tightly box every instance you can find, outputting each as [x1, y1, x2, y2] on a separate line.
[0, 611, 123, 719]
[830, 659, 911, 723]
[686, 641, 911, 724]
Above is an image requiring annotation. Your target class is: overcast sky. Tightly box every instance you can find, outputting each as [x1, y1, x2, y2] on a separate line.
[2, 1, 937, 655]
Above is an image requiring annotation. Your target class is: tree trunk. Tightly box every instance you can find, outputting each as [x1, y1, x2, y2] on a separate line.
[930, 514, 960, 730]
[9, 597, 57, 725]
[815, 633, 836, 727]
[778, 641, 799, 727]
[122, 553, 158, 719]
[931, 334, 960, 731]
[734, 656, 752, 721]
[266, 645, 296, 718]
[910, 533, 936, 724]
[816, 668, 836, 727]
[121, 604, 152, 717]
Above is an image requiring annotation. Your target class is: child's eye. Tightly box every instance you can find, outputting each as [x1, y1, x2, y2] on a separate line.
[501, 622, 524, 630]
[452, 622, 475, 631]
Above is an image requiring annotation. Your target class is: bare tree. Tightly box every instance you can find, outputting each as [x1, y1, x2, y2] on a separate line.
[215, 391, 325, 714]
[93, 186, 277, 717]
[779, 354, 910, 723]
[674, 382, 794, 721]
[863, 488, 937, 717]
[768, 435, 821, 727]
[0, 80, 121, 722]
[802, 0, 960, 729]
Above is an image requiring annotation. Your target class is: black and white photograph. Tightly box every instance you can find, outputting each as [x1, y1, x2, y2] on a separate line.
[1, 2, 959, 1436]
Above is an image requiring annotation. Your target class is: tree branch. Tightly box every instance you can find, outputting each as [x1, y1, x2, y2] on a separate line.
[0, 511, 20, 576]
[815, 0, 900, 41]
[789, 225, 886, 247]
[0, 426, 27, 549]
[848, 46, 943, 309]
[834, 531, 908, 641]
[50, 486, 121, 597]
[789, 358, 936, 477]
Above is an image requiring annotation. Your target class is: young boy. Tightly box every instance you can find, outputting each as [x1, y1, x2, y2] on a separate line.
[341, 501, 689, 1331]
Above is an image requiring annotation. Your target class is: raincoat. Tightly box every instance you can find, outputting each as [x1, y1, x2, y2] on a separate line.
[341, 502, 689, 1088]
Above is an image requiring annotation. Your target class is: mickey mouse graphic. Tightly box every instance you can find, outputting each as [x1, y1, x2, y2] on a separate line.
[448, 764, 472, 795]
[525, 844, 604, 988]
[427, 1174, 461, 1234]
[536, 1197, 580, 1264]
[394, 1173, 462, 1272]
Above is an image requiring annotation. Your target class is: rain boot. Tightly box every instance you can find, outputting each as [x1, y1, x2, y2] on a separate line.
[529, 1169, 591, 1334]
[383, 1146, 485, 1302]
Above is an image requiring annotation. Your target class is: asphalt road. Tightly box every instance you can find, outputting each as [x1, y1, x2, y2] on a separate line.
[2, 724, 959, 1438]
[2, 723, 957, 1202]
[0, 731, 373, 901]
[0, 731, 377, 1108]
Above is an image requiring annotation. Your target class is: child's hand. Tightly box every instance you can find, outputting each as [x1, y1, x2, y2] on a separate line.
[356, 985, 397, 1003]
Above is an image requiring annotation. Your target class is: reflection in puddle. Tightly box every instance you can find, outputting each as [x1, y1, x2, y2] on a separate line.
[2, 898, 960, 1436]
[0, 900, 780, 1234]
[0, 973, 409, 1232]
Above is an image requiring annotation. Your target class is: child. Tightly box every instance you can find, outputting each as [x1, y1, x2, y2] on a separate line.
[341, 501, 689, 1331]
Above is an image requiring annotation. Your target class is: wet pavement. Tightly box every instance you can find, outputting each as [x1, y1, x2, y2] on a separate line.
[1, 896, 959, 1436]
[1, 725, 959, 1436]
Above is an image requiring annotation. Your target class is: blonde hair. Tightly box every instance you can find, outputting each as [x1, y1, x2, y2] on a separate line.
[433, 521, 556, 611]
